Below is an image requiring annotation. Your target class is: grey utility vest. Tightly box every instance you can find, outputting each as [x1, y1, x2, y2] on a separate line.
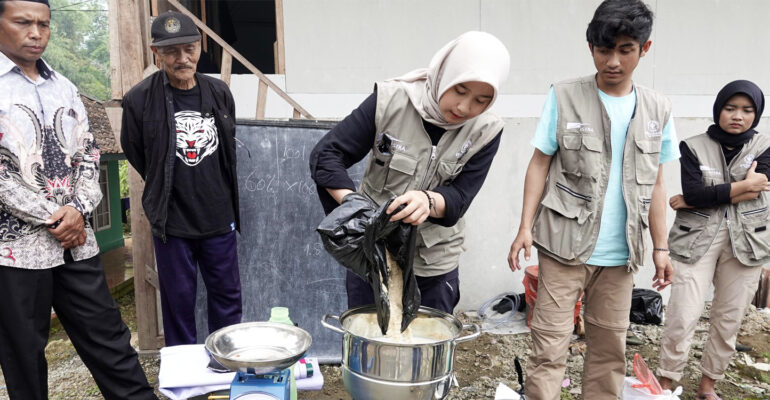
[532, 75, 672, 272]
[359, 81, 505, 276]
[669, 133, 770, 266]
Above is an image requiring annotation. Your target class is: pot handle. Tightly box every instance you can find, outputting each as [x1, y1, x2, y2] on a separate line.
[454, 323, 481, 343]
[321, 314, 345, 334]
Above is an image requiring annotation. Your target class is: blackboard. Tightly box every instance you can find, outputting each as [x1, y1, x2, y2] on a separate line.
[194, 119, 366, 363]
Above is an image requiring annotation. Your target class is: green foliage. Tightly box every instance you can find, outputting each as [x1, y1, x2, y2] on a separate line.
[119, 160, 129, 198]
[118, 161, 131, 236]
[45, 0, 110, 100]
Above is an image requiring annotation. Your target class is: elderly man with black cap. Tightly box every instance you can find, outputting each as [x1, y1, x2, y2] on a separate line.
[0, 1, 158, 399]
[121, 11, 241, 346]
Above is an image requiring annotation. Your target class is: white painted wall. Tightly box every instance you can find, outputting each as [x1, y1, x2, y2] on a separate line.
[224, 0, 770, 311]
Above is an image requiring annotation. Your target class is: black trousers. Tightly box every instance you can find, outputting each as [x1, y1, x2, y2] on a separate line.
[345, 267, 461, 314]
[0, 252, 157, 400]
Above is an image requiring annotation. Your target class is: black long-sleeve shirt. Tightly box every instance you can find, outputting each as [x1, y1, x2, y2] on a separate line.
[309, 91, 502, 227]
[680, 141, 770, 208]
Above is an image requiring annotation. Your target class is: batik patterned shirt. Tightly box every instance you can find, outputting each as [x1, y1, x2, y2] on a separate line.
[0, 52, 101, 269]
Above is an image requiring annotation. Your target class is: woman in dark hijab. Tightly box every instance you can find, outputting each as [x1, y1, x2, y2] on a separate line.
[657, 80, 769, 400]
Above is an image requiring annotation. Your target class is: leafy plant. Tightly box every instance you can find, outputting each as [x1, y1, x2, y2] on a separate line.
[119, 161, 131, 235]
[46, 0, 110, 100]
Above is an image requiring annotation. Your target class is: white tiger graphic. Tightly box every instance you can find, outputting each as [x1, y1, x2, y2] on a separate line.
[174, 110, 218, 166]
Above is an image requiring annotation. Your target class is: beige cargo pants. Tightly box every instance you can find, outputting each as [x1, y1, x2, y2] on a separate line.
[658, 226, 762, 381]
[525, 253, 634, 400]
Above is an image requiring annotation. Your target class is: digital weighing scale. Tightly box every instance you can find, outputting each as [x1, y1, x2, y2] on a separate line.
[205, 322, 311, 400]
[227, 368, 291, 400]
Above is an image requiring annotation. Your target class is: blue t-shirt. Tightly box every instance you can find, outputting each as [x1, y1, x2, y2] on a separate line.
[531, 86, 679, 266]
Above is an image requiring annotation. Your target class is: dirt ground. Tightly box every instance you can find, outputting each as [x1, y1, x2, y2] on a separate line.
[0, 291, 768, 400]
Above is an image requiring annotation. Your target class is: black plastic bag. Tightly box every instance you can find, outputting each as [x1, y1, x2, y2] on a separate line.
[317, 193, 420, 334]
[629, 288, 663, 325]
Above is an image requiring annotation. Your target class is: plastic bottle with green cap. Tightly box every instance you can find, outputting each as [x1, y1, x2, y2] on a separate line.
[269, 307, 297, 400]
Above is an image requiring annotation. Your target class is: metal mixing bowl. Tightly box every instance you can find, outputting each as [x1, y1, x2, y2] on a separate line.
[205, 322, 312, 373]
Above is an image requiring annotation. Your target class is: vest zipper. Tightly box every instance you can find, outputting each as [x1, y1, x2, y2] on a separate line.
[682, 209, 710, 218]
[723, 153, 738, 257]
[555, 182, 592, 202]
[741, 206, 768, 216]
[419, 145, 437, 189]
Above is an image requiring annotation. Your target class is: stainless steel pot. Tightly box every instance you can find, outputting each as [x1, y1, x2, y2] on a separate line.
[322, 305, 480, 400]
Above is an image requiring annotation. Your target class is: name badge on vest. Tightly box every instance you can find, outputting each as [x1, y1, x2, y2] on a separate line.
[566, 122, 594, 134]
[699, 165, 721, 177]
[646, 120, 662, 138]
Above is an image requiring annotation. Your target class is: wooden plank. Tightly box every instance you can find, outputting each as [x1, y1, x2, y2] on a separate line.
[200, 0, 207, 53]
[138, 0, 153, 67]
[128, 168, 161, 350]
[274, 0, 286, 74]
[151, 0, 159, 16]
[107, 0, 121, 100]
[109, 0, 163, 350]
[293, 109, 300, 119]
[220, 50, 232, 87]
[144, 263, 160, 290]
[256, 80, 268, 119]
[117, 0, 145, 95]
[167, 0, 313, 119]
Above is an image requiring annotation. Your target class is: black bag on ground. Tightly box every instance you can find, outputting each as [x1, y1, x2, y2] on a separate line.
[629, 288, 663, 325]
[317, 193, 420, 334]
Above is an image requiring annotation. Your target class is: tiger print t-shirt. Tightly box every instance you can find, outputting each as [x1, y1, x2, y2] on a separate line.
[164, 84, 235, 239]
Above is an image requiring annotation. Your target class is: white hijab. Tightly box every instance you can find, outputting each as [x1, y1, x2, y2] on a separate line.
[386, 31, 510, 130]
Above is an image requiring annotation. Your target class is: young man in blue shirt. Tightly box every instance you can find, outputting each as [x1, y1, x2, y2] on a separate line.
[508, 1, 677, 398]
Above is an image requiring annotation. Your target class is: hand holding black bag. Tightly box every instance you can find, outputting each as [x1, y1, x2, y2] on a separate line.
[317, 193, 421, 334]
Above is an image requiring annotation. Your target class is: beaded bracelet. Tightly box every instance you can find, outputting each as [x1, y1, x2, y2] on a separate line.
[420, 190, 435, 217]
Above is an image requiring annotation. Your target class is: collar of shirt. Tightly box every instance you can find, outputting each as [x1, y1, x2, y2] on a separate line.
[0, 51, 55, 81]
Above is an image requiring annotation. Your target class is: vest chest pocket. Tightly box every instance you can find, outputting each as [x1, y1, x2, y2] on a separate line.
[434, 160, 464, 186]
[634, 139, 661, 185]
[739, 205, 770, 261]
[668, 209, 710, 259]
[383, 152, 418, 194]
[417, 221, 464, 265]
[558, 134, 603, 179]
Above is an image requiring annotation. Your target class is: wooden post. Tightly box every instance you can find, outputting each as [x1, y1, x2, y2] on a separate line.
[109, 0, 165, 350]
[107, 0, 121, 100]
[274, 0, 286, 74]
[256, 80, 268, 119]
[221, 50, 232, 87]
[138, 0, 153, 68]
[200, 0, 208, 53]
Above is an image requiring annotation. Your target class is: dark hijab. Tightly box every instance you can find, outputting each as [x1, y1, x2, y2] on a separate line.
[707, 80, 765, 148]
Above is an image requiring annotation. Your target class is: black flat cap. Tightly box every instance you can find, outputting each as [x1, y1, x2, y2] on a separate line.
[151, 11, 201, 47]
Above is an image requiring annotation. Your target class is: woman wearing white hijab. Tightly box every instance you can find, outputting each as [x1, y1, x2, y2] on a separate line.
[310, 31, 511, 313]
